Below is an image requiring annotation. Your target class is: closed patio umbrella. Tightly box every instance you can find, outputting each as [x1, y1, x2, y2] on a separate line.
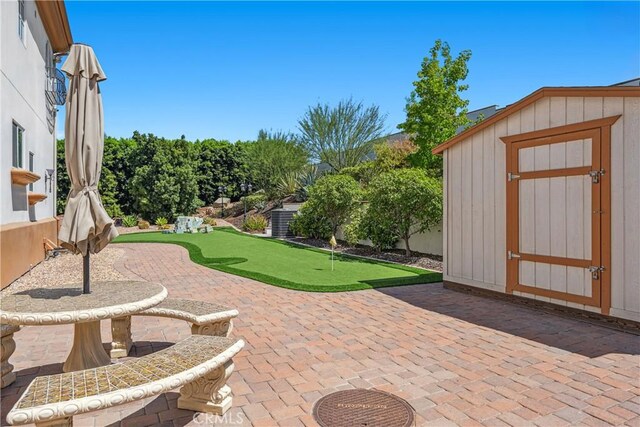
[58, 44, 118, 293]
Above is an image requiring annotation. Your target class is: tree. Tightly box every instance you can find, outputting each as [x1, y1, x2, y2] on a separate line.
[303, 174, 362, 235]
[128, 132, 202, 221]
[104, 137, 137, 215]
[366, 168, 442, 256]
[400, 40, 473, 173]
[55, 139, 70, 215]
[298, 98, 386, 172]
[341, 138, 418, 186]
[194, 139, 251, 205]
[246, 130, 309, 198]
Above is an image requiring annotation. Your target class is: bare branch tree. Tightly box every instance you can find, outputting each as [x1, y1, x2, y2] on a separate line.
[298, 99, 387, 172]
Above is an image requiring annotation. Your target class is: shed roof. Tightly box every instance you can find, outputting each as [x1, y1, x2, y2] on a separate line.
[432, 86, 640, 155]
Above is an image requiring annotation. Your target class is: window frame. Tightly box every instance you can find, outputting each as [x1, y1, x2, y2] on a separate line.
[12, 121, 25, 169]
[18, 0, 25, 43]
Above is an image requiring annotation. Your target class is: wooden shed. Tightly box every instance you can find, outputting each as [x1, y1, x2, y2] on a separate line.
[433, 86, 640, 322]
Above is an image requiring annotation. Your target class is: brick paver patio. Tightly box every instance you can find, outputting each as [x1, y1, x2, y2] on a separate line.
[2, 243, 639, 426]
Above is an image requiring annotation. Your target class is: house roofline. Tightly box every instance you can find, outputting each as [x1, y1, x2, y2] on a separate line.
[432, 86, 640, 155]
[36, 0, 73, 54]
[611, 77, 640, 86]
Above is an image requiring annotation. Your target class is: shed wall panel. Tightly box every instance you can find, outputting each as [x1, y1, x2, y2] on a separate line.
[482, 127, 496, 285]
[442, 95, 640, 321]
[605, 98, 625, 312]
[622, 98, 640, 316]
[472, 133, 485, 281]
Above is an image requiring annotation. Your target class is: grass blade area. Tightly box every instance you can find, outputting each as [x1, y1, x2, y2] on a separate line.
[113, 228, 442, 292]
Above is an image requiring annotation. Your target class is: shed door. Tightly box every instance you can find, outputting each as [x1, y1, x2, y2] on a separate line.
[506, 128, 604, 307]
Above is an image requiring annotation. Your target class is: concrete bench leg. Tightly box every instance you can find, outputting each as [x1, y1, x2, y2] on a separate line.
[34, 418, 72, 427]
[110, 316, 132, 358]
[191, 320, 233, 337]
[1, 325, 20, 388]
[177, 360, 234, 415]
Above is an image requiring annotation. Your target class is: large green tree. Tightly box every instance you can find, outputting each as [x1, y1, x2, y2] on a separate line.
[298, 99, 386, 172]
[365, 168, 442, 256]
[195, 139, 251, 204]
[246, 130, 309, 198]
[56, 137, 130, 218]
[400, 40, 473, 173]
[102, 136, 137, 217]
[128, 132, 202, 221]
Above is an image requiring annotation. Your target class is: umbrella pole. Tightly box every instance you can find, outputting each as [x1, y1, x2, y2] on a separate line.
[83, 253, 90, 294]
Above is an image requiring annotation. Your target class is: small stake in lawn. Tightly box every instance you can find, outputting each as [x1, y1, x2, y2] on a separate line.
[329, 235, 337, 271]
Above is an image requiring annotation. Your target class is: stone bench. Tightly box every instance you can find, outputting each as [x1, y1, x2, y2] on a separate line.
[1, 324, 20, 388]
[110, 298, 238, 358]
[6, 335, 244, 426]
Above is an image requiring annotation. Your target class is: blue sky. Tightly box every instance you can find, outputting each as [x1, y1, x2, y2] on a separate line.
[61, 1, 640, 142]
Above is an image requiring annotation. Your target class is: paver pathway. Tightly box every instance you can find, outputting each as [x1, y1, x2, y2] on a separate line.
[1, 243, 638, 426]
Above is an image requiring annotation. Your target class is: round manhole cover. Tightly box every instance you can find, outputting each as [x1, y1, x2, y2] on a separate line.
[312, 389, 415, 427]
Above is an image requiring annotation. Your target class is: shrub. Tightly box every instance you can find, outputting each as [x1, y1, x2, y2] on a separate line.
[342, 204, 366, 247]
[138, 220, 150, 229]
[303, 174, 362, 235]
[243, 193, 267, 211]
[289, 202, 332, 240]
[366, 168, 442, 255]
[159, 224, 172, 230]
[360, 209, 398, 251]
[121, 215, 138, 227]
[203, 217, 217, 226]
[155, 217, 168, 227]
[243, 214, 268, 233]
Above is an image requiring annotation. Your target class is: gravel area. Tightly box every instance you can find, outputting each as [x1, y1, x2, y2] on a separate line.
[287, 237, 443, 272]
[116, 225, 162, 234]
[2, 247, 127, 295]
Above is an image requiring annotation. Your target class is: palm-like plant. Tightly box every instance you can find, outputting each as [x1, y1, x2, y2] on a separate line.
[275, 165, 321, 201]
[298, 99, 387, 172]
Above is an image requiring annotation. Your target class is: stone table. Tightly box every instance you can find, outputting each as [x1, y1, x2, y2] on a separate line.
[0, 281, 167, 372]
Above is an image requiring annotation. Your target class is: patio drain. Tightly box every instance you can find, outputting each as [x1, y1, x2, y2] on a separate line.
[312, 389, 415, 427]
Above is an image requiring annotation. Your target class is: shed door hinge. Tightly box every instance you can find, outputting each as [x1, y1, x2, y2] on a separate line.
[588, 169, 605, 184]
[588, 265, 605, 280]
[508, 250, 521, 260]
[508, 172, 520, 182]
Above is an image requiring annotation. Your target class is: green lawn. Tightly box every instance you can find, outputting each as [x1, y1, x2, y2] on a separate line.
[114, 228, 442, 292]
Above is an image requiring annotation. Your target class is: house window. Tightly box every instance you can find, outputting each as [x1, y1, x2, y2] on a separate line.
[46, 42, 51, 67]
[28, 152, 35, 191]
[18, 0, 25, 42]
[12, 122, 24, 168]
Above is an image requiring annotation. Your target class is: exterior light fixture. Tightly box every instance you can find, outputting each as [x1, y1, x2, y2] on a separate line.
[44, 168, 55, 193]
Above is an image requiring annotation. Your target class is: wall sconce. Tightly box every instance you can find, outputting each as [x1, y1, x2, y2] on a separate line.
[44, 169, 55, 193]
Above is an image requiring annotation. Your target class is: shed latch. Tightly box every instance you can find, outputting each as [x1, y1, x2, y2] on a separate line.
[507, 173, 521, 182]
[588, 169, 605, 184]
[508, 251, 521, 260]
[588, 265, 605, 280]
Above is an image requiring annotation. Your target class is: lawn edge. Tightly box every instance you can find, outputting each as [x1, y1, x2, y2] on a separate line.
[216, 227, 439, 275]
[113, 230, 443, 292]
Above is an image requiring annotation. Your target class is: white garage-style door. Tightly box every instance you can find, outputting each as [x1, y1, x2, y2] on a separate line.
[504, 116, 619, 312]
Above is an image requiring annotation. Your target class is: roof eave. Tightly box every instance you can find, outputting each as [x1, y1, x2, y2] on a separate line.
[36, 0, 73, 54]
[432, 86, 640, 155]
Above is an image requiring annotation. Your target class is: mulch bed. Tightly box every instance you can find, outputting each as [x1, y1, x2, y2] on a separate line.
[287, 237, 443, 272]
